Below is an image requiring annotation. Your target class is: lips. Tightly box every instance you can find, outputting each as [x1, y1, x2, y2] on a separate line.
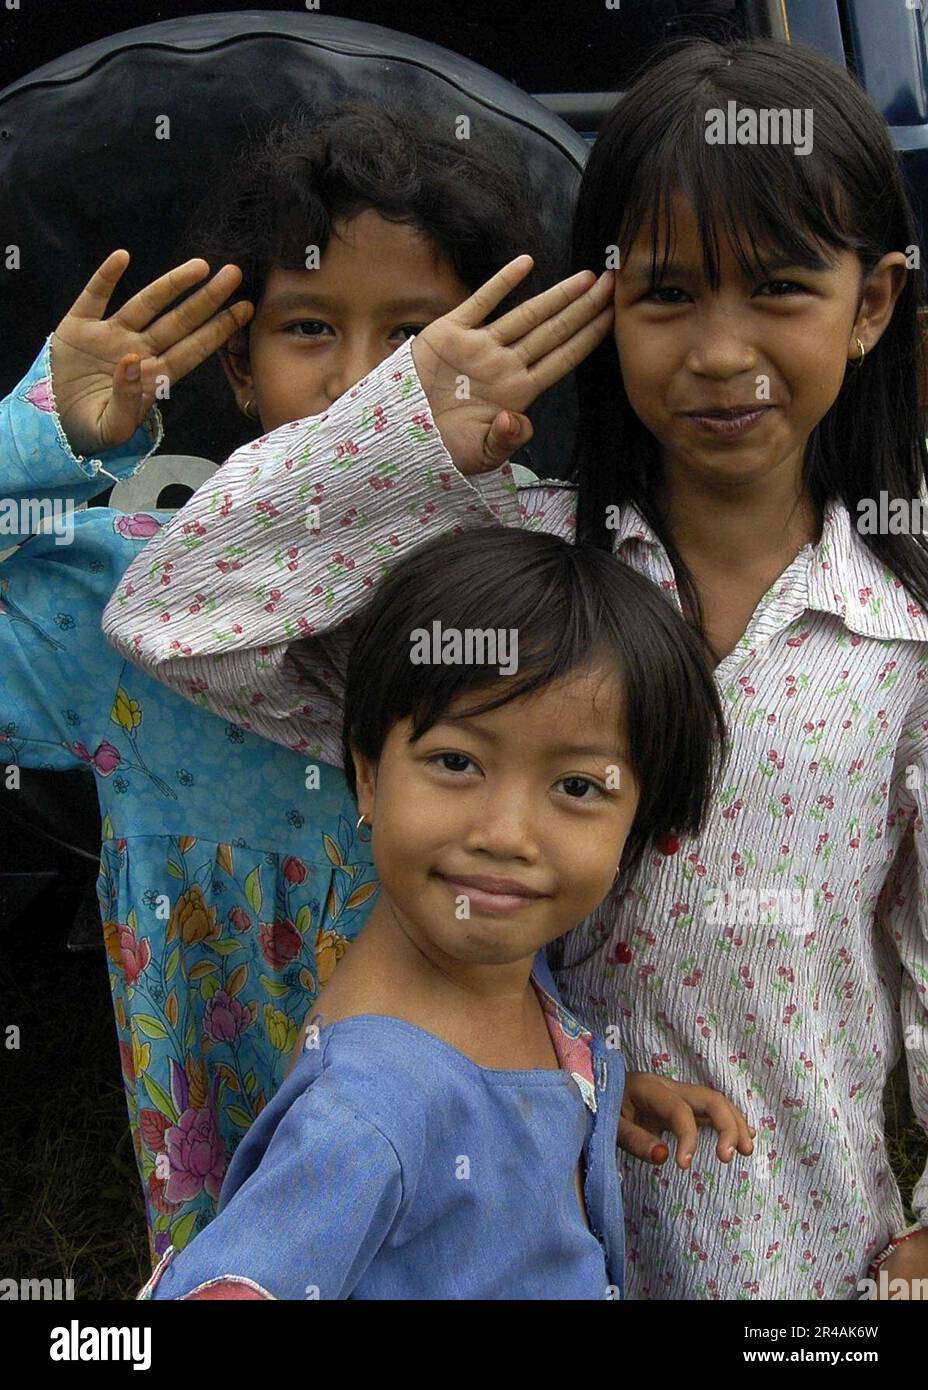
[437, 872, 547, 899]
[679, 404, 775, 439]
[681, 405, 775, 417]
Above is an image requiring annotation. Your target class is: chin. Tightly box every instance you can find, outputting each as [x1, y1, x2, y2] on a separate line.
[435, 930, 539, 966]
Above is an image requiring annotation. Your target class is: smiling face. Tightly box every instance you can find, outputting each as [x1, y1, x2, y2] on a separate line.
[221, 208, 472, 431]
[612, 192, 899, 497]
[351, 661, 640, 972]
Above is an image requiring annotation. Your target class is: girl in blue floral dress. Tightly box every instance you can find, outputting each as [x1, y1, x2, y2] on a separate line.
[0, 104, 557, 1264]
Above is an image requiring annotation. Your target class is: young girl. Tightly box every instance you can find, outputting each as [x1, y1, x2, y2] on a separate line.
[139, 524, 754, 1299]
[105, 38, 928, 1299]
[1, 102, 599, 1266]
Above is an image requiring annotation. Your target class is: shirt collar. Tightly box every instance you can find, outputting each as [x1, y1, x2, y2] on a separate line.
[805, 498, 928, 644]
[610, 497, 928, 645]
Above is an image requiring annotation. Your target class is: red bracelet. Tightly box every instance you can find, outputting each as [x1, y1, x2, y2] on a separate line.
[868, 1227, 923, 1277]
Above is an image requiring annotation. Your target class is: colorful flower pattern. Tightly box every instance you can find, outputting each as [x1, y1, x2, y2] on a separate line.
[1, 337, 378, 1267]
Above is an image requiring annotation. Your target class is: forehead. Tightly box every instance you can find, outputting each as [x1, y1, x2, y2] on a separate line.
[262, 209, 470, 309]
[433, 663, 628, 749]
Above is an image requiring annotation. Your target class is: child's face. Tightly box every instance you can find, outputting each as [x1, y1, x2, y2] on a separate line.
[352, 662, 640, 969]
[221, 209, 471, 431]
[612, 191, 905, 494]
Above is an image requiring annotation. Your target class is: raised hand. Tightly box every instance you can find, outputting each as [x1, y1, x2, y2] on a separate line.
[410, 255, 614, 476]
[50, 249, 255, 458]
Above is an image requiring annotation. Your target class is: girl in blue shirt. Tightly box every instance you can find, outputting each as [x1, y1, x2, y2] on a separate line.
[141, 524, 755, 1299]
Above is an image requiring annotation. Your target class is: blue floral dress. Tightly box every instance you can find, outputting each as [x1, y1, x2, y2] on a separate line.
[0, 337, 378, 1264]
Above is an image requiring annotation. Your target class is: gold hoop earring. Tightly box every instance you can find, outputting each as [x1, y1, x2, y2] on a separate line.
[240, 397, 258, 420]
[854, 337, 866, 367]
[356, 814, 372, 842]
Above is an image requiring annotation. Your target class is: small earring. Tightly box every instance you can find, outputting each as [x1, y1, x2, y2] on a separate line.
[854, 337, 866, 367]
[356, 814, 372, 842]
[240, 397, 258, 419]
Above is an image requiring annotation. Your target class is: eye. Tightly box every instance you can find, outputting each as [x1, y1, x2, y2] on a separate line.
[556, 776, 606, 801]
[428, 752, 478, 775]
[391, 324, 427, 342]
[287, 320, 334, 337]
[756, 281, 807, 297]
[646, 286, 690, 305]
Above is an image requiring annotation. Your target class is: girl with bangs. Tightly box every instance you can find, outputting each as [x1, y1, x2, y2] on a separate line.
[107, 39, 928, 1299]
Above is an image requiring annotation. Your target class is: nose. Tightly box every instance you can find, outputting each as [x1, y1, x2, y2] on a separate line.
[462, 781, 539, 862]
[323, 335, 391, 403]
[684, 300, 758, 381]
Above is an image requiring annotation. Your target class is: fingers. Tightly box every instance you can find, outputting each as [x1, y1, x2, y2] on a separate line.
[526, 304, 615, 395]
[618, 1114, 670, 1165]
[157, 299, 255, 386]
[96, 352, 147, 451]
[140, 263, 248, 356]
[493, 269, 611, 351]
[675, 1086, 756, 1163]
[66, 248, 132, 322]
[652, 1094, 700, 1169]
[114, 257, 218, 334]
[515, 272, 614, 365]
[479, 410, 534, 471]
[450, 255, 535, 329]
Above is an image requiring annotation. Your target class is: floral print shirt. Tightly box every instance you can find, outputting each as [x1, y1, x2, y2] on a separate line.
[1, 337, 378, 1269]
[103, 337, 928, 1300]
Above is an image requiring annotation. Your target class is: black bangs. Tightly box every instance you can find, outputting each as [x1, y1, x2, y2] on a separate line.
[184, 100, 557, 323]
[616, 109, 862, 294]
[402, 538, 606, 739]
[601, 38, 878, 291]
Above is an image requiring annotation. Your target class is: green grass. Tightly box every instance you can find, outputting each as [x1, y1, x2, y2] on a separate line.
[1, 880, 925, 1298]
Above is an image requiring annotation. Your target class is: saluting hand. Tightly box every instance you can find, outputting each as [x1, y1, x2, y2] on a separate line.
[411, 255, 614, 476]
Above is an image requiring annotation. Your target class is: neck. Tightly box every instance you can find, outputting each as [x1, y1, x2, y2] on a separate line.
[347, 896, 541, 1026]
[658, 457, 823, 571]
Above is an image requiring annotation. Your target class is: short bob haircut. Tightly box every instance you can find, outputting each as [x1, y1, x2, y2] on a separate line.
[341, 526, 728, 884]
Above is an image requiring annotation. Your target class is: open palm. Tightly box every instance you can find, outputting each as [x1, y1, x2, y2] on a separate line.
[411, 255, 614, 476]
[50, 249, 254, 458]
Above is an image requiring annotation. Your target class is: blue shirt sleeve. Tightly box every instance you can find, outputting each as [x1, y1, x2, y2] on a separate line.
[147, 1085, 405, 1301]
[0, 338, 163, 763]
[1, 335, 163, 545]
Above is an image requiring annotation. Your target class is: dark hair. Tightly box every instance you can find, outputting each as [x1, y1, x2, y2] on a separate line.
[569, 38, 928, 659]
[186, 100, 558, 341]
[341, 526, 727, 882]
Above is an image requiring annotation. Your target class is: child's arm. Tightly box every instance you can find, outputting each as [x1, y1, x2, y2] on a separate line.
[0, 338, 162, 763]
[0, 337, 162, 548]
[140, 1087, 404, 1301]
[0, 252, 253, 761]
[102, 259, 603, 760]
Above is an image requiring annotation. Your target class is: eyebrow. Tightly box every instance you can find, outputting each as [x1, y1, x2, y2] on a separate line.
[622, 252, 833, 285]
[430, 716, 626, 762]
[262, 290, 454, 316]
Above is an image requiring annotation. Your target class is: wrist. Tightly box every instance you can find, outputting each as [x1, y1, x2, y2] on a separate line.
[868, 1224, 928, 1277]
